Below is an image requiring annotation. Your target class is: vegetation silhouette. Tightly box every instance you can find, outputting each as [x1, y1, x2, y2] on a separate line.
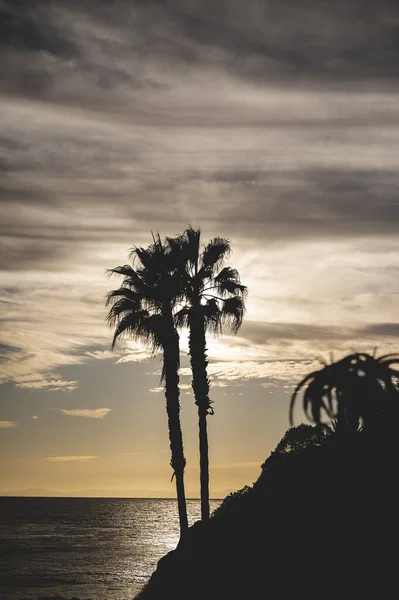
[106, 226, 247, 530]
[106, 234, 188, 535]
[290, 352, 399, 433]
[136, 352, 399, 600]
[168, 226, 247, 521]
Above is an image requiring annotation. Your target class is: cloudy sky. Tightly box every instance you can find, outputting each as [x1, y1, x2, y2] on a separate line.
[1, 0, 398, 497]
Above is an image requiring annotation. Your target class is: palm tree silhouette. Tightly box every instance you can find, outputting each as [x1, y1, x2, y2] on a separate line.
[106, 234, 189, 536]
[169, 226, 247, 521]
[290, 352, 399, 433]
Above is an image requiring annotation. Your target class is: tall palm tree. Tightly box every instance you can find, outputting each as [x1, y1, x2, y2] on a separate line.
[106, 234, 189, 536]
[168, 226, 247, 521]
[290, 352, 399, 433]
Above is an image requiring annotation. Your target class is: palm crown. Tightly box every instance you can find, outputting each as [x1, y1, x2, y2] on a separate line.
[169, 226, 247, 337]
[106, 235, 182, 356]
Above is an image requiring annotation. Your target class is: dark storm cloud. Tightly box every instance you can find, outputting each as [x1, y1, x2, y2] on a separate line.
[149, 0, 399, 84]
[0, 236, 75, 271]
[237, 320, 399, 347]
[215, 167, 399, 240]
[360, 323, 399, 337]
[0, 0, 398, 272]
[0, 1, 74, 55]
[1, 162, 398, 272]
[1, 0, 399, 113]
[238, 321, 353, 344]
[1, 0, 398, 393]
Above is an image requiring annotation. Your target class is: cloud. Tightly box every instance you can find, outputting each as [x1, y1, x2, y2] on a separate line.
[59, 408, 111, 419]
[0, 420, 18, 428]
[149, 383, 191, 393]
[1, 1, 398, 112]
[360, 323, 399, 337]
[85, 350, 115, 360]
[45, 455, 100, 462]
[115, 349, 154, 364]
[16, 374, 79, 392]
[234, 320, 399, 349]
[119, 452, 141, 456]
[0, 0, 398, 392]
[237, 321, 354, 345]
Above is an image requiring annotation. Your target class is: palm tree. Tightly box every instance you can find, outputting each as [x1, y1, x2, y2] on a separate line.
[290, 352, 399, 433]
[168, 226, 247, 521]
[106, 234, 189, 536]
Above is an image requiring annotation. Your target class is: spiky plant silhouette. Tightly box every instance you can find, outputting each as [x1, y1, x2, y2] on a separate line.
[290, 352, 399, 433]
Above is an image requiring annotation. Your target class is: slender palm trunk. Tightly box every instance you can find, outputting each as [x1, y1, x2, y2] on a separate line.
[198, 406, 210, 521]
[163, 320, 188, 536]
[188, 308, 211, 521]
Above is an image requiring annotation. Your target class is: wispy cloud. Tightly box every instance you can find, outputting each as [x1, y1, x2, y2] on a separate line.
[0, 421, 18, 428]
[45, 456, 100, 462]
[119, 452, 141, 456]
[59, 408, 111, 419]
[0, 0, 398, 393]
[115, 349, 154, 364]
[149, 383, 191, 393]
[85, 350, 115, 360]
[16, 374, 79, 392]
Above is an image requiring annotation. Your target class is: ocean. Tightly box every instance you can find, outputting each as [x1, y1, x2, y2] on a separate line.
[0, 497, 221, 600]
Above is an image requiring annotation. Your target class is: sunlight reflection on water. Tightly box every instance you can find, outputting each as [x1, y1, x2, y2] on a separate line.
[0, 497, 221, 600]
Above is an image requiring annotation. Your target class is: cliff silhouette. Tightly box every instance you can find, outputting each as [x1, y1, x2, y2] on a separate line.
[136, 423, 398, 599]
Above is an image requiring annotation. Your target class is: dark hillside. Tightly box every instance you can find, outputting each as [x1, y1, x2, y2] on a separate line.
[136, 425, 398, 599]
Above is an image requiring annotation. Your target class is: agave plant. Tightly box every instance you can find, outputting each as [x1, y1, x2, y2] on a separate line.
[290, 352, 399, 433]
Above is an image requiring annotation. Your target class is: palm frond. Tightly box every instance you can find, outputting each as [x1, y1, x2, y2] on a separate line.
[169, 226, 201, 272]
[203, 299, 222, 334]
[110, 309, 151, 349]
[213, 266, 248, 299]
[106, 297, 142, 327]
[201, 237, 231, 270]
[174, 306, 190, 329]
[214, 267, 240, 284]
[221, 296, 246, 333]
[106, 264, 137, 280]
[184, 226, 201, 268]
[217, 279, 247, 298]
[105, 287, 141, 307]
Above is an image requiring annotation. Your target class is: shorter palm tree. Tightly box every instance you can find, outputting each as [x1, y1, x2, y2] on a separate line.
[290, 352, 399, 433]
[106, 235, 189, 536]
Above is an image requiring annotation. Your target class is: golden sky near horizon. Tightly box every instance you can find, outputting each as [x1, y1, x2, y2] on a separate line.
[1, 0, 399, 498]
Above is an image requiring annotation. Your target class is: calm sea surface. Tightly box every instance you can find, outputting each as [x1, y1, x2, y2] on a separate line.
[0, 497, 221, 600]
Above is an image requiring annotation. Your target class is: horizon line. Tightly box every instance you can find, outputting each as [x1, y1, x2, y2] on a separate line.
[0, 494, 224, 500]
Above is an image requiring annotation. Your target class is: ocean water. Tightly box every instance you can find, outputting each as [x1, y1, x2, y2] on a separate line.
[0, 497, 221, 600]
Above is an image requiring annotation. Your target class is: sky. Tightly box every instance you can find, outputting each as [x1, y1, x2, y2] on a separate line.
[0, 0, 399, 498]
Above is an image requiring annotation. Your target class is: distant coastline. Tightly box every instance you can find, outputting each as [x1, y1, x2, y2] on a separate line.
[0, 490, 224, 500]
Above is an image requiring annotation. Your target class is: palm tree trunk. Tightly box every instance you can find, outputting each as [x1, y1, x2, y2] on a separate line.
[198, 406, 210, 522]
[163, 324, 188, 536]
[188, 309, 211, 521]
